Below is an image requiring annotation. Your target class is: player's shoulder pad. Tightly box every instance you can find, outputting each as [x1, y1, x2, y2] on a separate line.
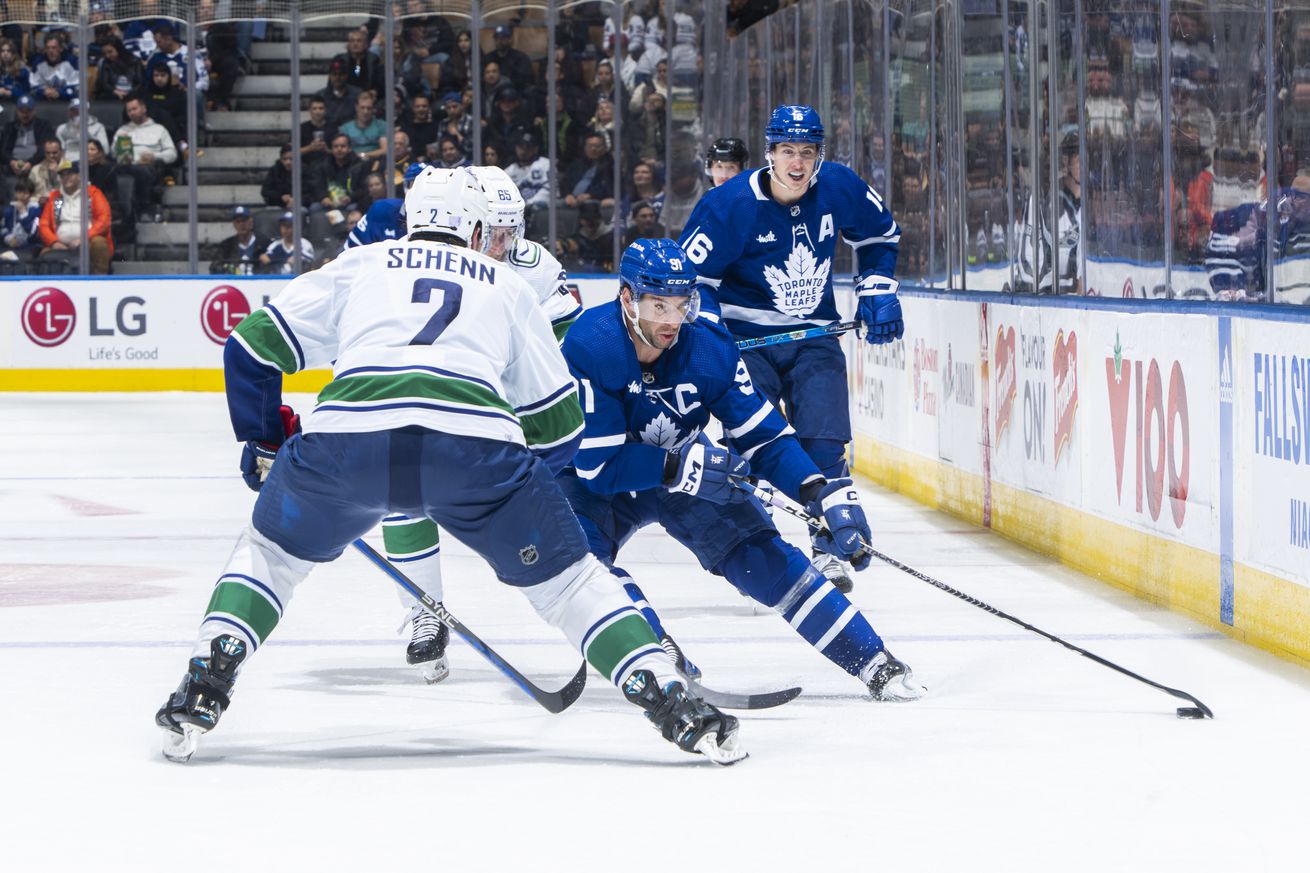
[561, 300, 630, 388]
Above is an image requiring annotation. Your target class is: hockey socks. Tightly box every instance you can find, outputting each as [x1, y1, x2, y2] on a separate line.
[196, 526, 314, 658]
[520, 555, 678, 688]
[775, 566, 885, 676]
[383, 514, 444, 606]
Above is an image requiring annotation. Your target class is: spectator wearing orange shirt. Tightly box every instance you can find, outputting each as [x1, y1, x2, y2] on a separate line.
[39, 159, 114, 274]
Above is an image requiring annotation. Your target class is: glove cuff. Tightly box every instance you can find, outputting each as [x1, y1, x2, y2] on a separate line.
[856, 276, 899, 298]
[799, 475, 827, 506]
[661, 447, 683, 485]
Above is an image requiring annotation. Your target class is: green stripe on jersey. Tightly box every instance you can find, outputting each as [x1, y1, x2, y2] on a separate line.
[382, 517, 440, 556]
[204, 580, 281, 645]
[585, 613, 660, 681]
[551, 317, 577, 343]
[233, 309, 299, 373]
[520, 392, 584, 448]
[318, 372, 514, 414]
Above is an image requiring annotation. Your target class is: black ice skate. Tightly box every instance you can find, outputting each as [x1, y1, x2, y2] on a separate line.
[155, 634, 248, 762]
[622, 669, 747, 765]
[404, 607, 451, 684]
[812, 549, 854, 594]
[861, 649, 927, 702]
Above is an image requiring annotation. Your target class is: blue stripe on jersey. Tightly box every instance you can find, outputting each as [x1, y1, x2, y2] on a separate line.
[314, 400, 520, 425]
[335, 363, 498, 394]
[265, 303, 305, 372]
[515, 382, 575, 414]
[621, 580, 668, 639]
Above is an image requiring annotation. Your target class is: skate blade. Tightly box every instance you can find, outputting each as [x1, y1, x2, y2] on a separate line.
[415, 655, 450, 685]
[872, 677, 928, 702]
[160, 724, 203, 763]
[693, 730, 749, 766]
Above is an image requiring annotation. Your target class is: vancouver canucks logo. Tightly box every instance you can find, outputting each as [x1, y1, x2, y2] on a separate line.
[763, 223, 830, 317]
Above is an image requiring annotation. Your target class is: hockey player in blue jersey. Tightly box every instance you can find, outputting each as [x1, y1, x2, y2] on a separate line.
[559, 238, 924, 702]
[154, 169, 744, 765]
[679, 105, 903, 594]
[340, 161, 430, 250]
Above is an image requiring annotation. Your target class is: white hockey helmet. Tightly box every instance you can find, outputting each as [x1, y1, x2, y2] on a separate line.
[469, 165, 525, 259]
[404, 165, 488, 245]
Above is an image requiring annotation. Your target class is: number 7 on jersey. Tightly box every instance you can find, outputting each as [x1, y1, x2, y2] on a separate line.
[409, 278, 464, 346]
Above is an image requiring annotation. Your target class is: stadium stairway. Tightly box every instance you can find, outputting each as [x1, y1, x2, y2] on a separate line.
[120, 17, 364, 274]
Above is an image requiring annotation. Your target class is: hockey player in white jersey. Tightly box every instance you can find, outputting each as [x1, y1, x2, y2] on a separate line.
[154, 167, 744, 765]
[382, 164, 584, 682]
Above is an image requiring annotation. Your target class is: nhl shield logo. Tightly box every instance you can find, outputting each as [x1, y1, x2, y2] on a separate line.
[519, 544, 539, 566]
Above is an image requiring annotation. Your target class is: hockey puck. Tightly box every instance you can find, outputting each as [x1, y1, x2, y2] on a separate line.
[1176, 707, 1206, 719]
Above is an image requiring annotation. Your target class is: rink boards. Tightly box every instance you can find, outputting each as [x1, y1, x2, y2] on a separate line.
[3, 275, 1309, 666]
[846, 289, 1310, 666]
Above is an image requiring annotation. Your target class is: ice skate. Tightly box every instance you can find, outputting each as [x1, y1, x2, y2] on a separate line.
[861, 649, 926, 702]
[155, 634, 248, 762]
[812, 550, 854, 594]
[622, 669, 747, 765]
[403, 606, 451, 685]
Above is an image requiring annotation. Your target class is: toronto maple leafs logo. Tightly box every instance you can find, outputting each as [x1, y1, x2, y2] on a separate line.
[639, 412, 683, 448]
[763, 224, 831, 317]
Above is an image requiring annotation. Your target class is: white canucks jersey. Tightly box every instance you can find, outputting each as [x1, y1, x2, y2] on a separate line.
[230, 239, 583, 452]
[506, 237, 583, 341]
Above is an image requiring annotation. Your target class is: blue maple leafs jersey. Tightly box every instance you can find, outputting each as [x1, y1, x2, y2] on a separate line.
[563, 300, 823, 500]
[343, 198, 404, 250]
[678, 162, 900, 338]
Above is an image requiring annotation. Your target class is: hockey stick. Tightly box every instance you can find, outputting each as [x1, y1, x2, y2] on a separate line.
[731, 479, 1215, 720]
[688, 680, 802, 711]
[352, 539, 588, 714]
[734, 321, 859, 351]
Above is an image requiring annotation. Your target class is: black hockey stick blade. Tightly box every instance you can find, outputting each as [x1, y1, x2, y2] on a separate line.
[352, 538, 588, 714]
[689, 679, 802, 710]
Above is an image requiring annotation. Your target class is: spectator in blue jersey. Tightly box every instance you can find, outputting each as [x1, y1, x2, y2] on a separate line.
[30, 34, 78, 101]
[558, 238, 925, 702]
[209, 205, 269, 274]
[677, 104, 902, 594]
[0, 37, 31, 100]
[259, 211, 315, 274]
[1, 177, 42, 262]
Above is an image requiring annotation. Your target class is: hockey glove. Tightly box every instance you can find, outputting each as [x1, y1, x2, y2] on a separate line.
[855, 276, 903, 345]
[239, 405, 301, 492]
[663, 442, 751, 505]
[805, 478, 873, 570]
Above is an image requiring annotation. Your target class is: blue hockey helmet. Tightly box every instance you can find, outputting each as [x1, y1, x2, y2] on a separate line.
[765, 105, 825, 145]
[403, 161, 430, 189]
[618, 239, 700, 346]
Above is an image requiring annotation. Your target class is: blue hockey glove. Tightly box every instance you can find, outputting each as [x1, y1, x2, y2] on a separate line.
[856, 276, 903, 345]
[805, 478, 873, 570]
[663, 442, 751, 505]
[239, 405, 300, 492]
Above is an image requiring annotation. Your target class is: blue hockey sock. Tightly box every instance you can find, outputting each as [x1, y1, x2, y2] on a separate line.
[617, 571, 669, 639]
[775, 566, 885, 676]
[799, 438, 850, 480]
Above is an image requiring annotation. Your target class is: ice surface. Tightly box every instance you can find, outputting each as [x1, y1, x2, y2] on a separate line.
[1, 393, 1306, 871]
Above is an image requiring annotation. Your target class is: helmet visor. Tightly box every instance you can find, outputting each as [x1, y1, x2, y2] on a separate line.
[635, 290, 699, 326]
[483, 225, 520, 260]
